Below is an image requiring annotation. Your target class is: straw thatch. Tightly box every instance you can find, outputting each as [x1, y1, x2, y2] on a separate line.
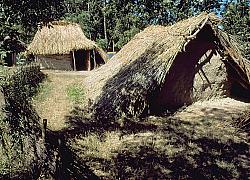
[27, 21, 107, 60]
[84, 12, 250, 123]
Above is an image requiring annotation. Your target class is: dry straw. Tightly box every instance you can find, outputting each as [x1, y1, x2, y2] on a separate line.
[27, 21, 107, 61]
[84, 12, 250, 122]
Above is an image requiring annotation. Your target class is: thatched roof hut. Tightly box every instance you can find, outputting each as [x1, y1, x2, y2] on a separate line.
[84, 13, 250, 123]
[28, 21, 107, 71]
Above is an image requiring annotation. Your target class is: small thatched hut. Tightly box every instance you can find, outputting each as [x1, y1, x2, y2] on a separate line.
[28, 21, 107, 71]
[84, 13, 250, 122]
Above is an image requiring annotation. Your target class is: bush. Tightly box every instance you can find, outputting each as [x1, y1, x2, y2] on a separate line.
[0, 64, 46, 177]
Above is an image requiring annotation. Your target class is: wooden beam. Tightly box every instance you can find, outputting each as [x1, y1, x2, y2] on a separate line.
[93, 49, 96, 69]
[183, 16, 209, 52]
[12, 53, 16, 66]
[72, 51, 76, 71]
[200, 68, 212, 90]
[86, 50, 91, 71]
[195, 49, 214, 73]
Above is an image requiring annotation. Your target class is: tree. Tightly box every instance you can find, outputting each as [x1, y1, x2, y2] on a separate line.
[0, 0, 66, 44]
[222, 1, 250, 59]
[0, 0, 66, 60]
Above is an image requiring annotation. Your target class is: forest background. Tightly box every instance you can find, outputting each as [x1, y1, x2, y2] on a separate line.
[0, 0, 249, 58]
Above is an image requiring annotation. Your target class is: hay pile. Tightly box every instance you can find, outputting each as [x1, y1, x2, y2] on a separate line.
[83, 12, 250, 123]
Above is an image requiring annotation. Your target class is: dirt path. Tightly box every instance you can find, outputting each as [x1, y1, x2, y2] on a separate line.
[34, 71, 86, 131]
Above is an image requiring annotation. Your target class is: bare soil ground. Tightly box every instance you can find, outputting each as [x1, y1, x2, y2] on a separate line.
[33, 70, 88, 131]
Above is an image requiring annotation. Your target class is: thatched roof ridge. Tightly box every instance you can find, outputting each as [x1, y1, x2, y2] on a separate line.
[83, 12, 250, 123]
[27, 21, 106, 58]
[84, 13, 220, 100]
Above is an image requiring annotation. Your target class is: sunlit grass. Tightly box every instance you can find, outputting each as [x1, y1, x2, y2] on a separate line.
[66, 84, 85, 105]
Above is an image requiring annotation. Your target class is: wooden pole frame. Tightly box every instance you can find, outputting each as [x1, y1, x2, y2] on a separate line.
[72, 51, 76, 71]
[87, 50, 91, 71]
[93, 49, 96, 69]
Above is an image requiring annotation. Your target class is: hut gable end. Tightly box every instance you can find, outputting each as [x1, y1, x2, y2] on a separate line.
[85, 13, 250, 123]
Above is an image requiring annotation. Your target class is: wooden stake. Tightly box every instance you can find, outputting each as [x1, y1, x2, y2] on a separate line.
[12, 52, 16, 66]
[72, 51, 76, 71]
[93, 49, 96, 69]
[86, 50, 91, 71]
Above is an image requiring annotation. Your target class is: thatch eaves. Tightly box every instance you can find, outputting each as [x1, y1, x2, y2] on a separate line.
[84, 12, 250, 123]
[27, 21, 106, 59]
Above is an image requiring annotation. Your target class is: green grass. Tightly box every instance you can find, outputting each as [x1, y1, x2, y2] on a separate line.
[66, 84, 85, 105]
[32, 80, 52, 102]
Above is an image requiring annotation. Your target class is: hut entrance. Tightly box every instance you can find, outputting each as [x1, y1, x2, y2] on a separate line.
[73, 50, 90, 71]
[150, 25, 218, 113]
[72, 49, 105, 71]
[89, 50, 106, 69]
[150, 24, 250, 114]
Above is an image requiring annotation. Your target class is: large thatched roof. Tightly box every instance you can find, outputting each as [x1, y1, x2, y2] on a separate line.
[84, 12, 250, 123]
[27, 21, 106, 59]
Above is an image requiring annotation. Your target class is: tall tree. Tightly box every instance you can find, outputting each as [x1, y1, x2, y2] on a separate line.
[0, 0, 66, 59]
[222, 0, 250, 59]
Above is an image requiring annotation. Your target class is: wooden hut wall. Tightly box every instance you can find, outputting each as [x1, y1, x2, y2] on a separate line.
[36, 54, 73, 70]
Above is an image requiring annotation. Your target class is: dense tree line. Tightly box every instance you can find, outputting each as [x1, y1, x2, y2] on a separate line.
[0, 0, 249, 58]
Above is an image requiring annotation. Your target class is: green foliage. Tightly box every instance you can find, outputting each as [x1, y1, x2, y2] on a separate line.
[2, 0, 248, 54]
[222, 1, 250, 59]
[63, 0, 223, 51]
[96, 38, 108, 50]
[0, 64, 45, 175]
[0, 0, 66, 58]
[32, 80, 52, 102]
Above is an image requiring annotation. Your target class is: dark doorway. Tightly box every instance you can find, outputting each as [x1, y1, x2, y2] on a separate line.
[73, 49, 105, 71]
[73, 50, 88, 71]
[89, 50, 106, 70]
[4, 52, 16, 66]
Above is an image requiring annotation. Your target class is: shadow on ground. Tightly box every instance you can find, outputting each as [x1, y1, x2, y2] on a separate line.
[55, 105, 250, 179]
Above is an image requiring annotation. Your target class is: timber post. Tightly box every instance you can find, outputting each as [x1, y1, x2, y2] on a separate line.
[72, 51, 76, 71]
[93, 49, 96, 69]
